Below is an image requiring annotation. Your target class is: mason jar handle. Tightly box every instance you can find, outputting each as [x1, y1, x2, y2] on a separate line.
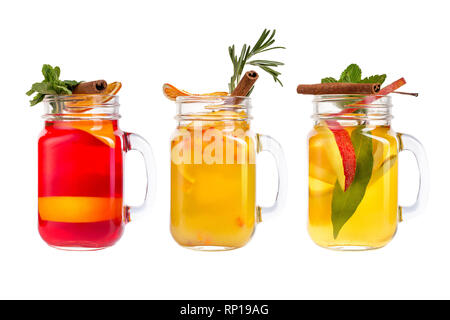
[397, 133, 429, 221]
[256, 134, 288, 222]
[123, 132, 156, 222]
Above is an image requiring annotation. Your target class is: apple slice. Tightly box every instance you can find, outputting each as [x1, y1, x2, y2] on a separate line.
[326, 121, 356, 190]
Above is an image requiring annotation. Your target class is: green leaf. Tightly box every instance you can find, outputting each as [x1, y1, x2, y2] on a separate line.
[258, 46, 286, 53]
[30, 82, 58, 95]
[63, 80, 80, 86]
[246, 86, 255, 97]
[42, 64, 60, 82]
[228, 29, 285, 95]
[331, 126, 374, 239]
[26, 64, 80, 106]
[339, 64, 362, 83]
[29, 93, 45, 106]
[53, 66, 61, 79]
[322, 64, 387, 85]
[248, 59, 284, 67]
[52, 82, 72, 95]
[321, 77, 338, 83]
[63, 80, 81, 91]
[361, 74, 387, 85]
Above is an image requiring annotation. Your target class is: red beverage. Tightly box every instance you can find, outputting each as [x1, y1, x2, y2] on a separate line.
[38, 119, 125, 249]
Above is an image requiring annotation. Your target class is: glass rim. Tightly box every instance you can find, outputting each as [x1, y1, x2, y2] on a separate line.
[43, 94, 119, 108]
[175, 95, 252, 121]
[176, 95, 251, 103]
[313, 94, 392, 105]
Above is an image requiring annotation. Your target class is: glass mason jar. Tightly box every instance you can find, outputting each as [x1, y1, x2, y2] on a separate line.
[307, 95, 429, 250]
[38, 95, 155, 250]
[170, 96, 287, 251]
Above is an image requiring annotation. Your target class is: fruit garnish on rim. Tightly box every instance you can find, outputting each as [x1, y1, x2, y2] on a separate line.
[26, 64, 122, 107]
[66, 82, 122, 109]
[26, 64, 122, 148]
[163, 29, 285, 102]
[298, 63, 418, 238]
[162, 84, 228, 101]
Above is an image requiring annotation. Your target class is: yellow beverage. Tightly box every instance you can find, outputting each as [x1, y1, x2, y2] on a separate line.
[308, 123, 399, 249]
[170, 111, 256, 250]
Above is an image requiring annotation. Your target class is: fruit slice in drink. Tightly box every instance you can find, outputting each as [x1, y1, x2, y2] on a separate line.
[309, 125, 346, 190]
[323, 78, 407, 190]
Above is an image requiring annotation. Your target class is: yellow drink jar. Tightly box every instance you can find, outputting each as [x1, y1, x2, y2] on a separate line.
[307, 95, 429, 250]
[170, 96, 287, 251]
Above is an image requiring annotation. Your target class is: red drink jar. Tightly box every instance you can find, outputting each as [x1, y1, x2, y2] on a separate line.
[38, 95, 155, 250]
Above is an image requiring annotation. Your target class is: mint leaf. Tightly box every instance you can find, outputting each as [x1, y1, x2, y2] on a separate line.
[321, 77, 338, 83]
[331, 126, 374, 239]
[30, 93, 45, 106]
[339, 64, 362, 83]
[30, 82, 57, 95]
[26, 64, 81, 106]
[361, 74, 387, 85]
[42, 64, 59, 82]
[52, 82, 72, 95]
[63, 80, 80, 90]
[322, 64, 386, 85]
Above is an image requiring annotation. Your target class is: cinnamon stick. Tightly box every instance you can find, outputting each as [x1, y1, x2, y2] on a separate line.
[231, 71, 259, 97]
[72, 80, 108, 94]
[297, 83, 381, 95]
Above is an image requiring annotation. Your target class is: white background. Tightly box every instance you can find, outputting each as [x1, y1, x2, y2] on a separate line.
[0, 0, 448, 299]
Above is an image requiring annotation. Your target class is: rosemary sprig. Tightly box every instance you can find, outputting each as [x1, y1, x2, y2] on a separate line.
[228, 29, 285, 94]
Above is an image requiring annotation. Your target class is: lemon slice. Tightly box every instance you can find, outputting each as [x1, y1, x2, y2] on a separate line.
[310, 126, 346, 190]
[309, 176, 335, 196]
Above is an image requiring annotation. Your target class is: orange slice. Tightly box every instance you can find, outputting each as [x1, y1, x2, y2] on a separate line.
[64, 82, 122, 149]
[70, 120, 117, 148]
[101, 82, 122, 102]
[39, 196, 123, 223]
[163, 83, 228, 101]
[67, 82, 122, 109]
